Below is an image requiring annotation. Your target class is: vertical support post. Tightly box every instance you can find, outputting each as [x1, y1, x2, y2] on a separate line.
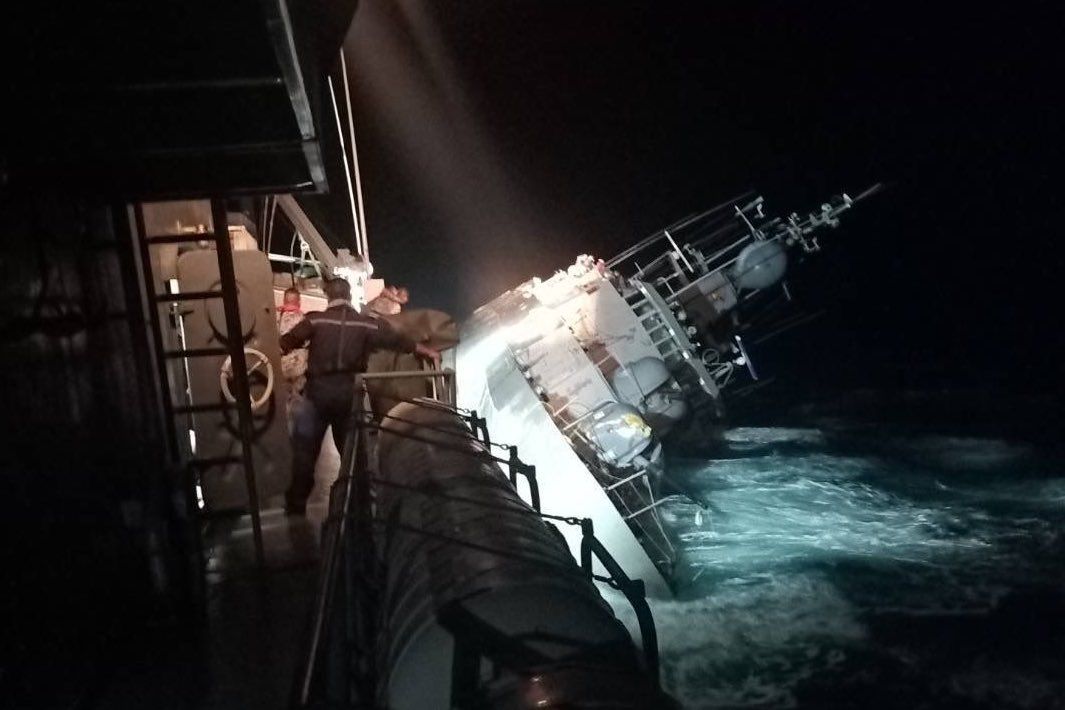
[524, 465, 540, 513]
[211, 200, 265, 567]
[341, 484, 356, 705]
[579, 518, 594, 576]
[350, 376, 377, 702]
[469, 410, 490, 448]
[352, 379, 372, 543]
[449, 637, 481, 709]
[507, 446, 519, 488]
[339, 388, 360, 702]
[427, 360, 439, 401]
[578, 520, 661, 686]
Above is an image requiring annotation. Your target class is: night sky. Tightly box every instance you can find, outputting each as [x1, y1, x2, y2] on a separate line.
[337, 2, 1063, 397]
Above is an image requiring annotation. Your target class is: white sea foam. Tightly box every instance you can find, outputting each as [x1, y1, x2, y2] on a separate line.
[721, 427, 827, 446]
[606, 574, 865, 708]
[646, 428, 1065, 707]
[669, 453, 989, 578]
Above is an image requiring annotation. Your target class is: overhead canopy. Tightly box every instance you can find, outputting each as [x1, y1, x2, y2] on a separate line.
[4, 0, 359, 199]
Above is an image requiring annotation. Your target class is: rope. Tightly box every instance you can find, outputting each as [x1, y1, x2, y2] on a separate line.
[322, 503, 581, 574]
[354, 419, 519, 469]
[351, 409, 512, 452]
[367, 394, 471, 415]
[370, 519, 581, 576]
[368, 476, 582, 527]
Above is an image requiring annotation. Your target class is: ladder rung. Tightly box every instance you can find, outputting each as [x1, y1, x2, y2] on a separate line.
[624, 496, 673, 520]
[173, 402, 236, 415]
[189, 456, 243, 468]
[155, 290, 224, 302]
[164, 347, 229, 359]
[146, 233, 221, 245]
[605, 469, 649, 491]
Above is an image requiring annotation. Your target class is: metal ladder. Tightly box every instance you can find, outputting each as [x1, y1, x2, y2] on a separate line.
[133, 199, 265, 567]
[625, 281, 719, 398]
[624, 286, 682, 362]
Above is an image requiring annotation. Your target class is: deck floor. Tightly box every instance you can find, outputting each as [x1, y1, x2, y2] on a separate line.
[92, 432, 343, 709]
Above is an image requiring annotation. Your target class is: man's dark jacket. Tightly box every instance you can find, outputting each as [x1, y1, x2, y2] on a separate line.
[279, 301, 416, 406]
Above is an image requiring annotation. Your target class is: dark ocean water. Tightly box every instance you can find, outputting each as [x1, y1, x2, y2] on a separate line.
[609, 401, 1065, 709]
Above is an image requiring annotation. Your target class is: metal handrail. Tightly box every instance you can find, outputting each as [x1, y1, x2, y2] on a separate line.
[295, 389, 362, 706]
[342, 371, 458, 416]
[605, 190, 756, 268]
[578, 518, 660, 684]
[295, 369, 458, 708]
[360, 367, 457, 408]
[295, 367, 663, 706]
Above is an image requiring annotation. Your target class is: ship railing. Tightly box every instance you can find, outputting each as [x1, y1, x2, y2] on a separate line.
[664, 184, 883, 308]
[295, 369, 664, 707]
[605, 474, 677, 570]
[609, 199, 764, 301]
[605, 189, 757, 270]
[358, 366, 458, 409]
[295, 370, 456, 708]
[578, 518, 660, 683]
[632, 279, 722, 398]
[541, 395, 677, 567]
[623, 496, 675, 522]
[296, 369, 545, 706]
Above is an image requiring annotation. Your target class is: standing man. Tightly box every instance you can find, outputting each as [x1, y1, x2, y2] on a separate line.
[367, 284, 409, 316]
[279, 278, 440, 514]
[278, 287, 307, 433]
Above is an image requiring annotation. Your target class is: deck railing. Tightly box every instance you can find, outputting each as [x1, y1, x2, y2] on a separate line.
[292, 367, 662, 708]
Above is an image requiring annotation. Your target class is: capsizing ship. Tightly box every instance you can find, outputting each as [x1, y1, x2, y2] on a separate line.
[259, 185, 879, 600]
[250, 185, 880, 708]
[454, 186, 881, 598]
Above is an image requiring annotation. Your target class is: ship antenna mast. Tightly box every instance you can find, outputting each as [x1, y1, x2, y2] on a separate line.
[327, 72, 364, 260]
[340, 48, 370, 262]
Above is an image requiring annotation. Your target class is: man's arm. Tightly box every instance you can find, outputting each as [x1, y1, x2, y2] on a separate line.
[369, 320, 441, 365]
[413, 342, 442, 367]
[279, 316, 312, 354]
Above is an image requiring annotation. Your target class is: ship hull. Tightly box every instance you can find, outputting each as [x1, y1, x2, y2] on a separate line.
[457, 293, 675, 599]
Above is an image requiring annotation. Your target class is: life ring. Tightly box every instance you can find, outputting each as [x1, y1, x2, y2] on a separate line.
[220, 347, 275, 411]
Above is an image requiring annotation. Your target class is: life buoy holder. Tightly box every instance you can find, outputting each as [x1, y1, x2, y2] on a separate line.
[220, 347, 274, 411]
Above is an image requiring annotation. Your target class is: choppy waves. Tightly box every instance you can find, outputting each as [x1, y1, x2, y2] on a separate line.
[609, 574, 865, 709]
[649, 426, 1065, 708]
